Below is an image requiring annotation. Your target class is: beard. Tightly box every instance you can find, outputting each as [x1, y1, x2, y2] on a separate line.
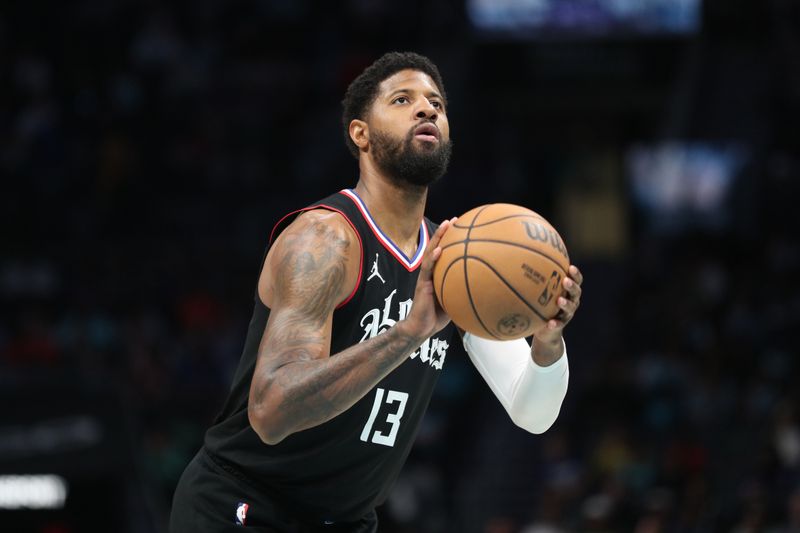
[370, 125, 452, 187]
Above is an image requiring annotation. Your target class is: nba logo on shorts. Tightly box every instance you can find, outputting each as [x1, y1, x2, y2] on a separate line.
[235, 502, 249, 526]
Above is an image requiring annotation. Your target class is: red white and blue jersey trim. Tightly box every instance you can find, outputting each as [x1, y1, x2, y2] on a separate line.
[340, 189, 428, 272]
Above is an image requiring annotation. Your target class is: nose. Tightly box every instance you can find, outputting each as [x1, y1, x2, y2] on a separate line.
[415, 99, 438, 122]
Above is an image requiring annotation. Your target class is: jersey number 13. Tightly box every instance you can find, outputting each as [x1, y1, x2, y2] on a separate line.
[360, 388, 408, 447]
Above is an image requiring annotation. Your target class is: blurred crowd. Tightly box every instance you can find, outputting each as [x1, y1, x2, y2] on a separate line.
[2, 1, 799, 532]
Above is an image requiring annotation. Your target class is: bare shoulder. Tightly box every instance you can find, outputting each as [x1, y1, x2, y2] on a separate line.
[284, 209, 357, 246]
[259, 209, 360, 310]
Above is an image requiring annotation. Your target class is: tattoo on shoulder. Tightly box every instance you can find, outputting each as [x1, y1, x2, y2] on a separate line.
[274, 217, 351, 325]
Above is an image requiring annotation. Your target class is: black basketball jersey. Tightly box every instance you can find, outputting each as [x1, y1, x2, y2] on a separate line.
[203, 189, 455, 523]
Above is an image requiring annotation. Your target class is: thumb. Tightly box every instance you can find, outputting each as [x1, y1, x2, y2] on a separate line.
[419, 219, 452, 281]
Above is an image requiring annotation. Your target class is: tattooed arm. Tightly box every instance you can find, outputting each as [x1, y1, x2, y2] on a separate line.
[247, 210, 454, 445]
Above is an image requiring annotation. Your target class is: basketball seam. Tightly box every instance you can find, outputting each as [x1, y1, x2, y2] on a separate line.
[441, 238, 568, 274]
[463, 206, 499, 340]
[452, 213, 545, 229]
[437, 256, 463, 312]
[465, 256, 550, 323]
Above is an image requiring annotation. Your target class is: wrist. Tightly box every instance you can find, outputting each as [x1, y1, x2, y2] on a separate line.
[532, 335, 564, 367]
[394, 319, 428, 347]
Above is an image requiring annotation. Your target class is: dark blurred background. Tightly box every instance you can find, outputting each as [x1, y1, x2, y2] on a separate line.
[2, 0, 799, 532]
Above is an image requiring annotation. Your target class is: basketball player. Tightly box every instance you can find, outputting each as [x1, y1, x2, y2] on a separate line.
[170, 52, 583, 532]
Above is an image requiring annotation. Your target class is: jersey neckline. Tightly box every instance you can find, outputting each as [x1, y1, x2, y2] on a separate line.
[340, 189, 428, 272]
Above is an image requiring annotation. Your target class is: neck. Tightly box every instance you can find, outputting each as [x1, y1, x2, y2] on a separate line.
[354, 160, 428, 255]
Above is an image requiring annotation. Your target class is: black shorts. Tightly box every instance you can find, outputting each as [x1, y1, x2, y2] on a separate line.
[169, 449, 378, 533]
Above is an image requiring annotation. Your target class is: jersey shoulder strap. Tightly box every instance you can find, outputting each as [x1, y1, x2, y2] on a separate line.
[266, 191, 366, 309]
[268, 190, 363, 246]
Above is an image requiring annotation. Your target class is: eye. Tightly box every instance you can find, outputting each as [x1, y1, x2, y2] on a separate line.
[393, 96, 409, 105]
[431, 100, 443, 109]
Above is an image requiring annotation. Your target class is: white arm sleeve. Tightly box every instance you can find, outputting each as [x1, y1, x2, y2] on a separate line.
[462, 332, 569, 434]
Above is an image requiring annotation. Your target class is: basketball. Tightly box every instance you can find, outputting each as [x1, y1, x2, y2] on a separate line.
[433, 204, 570, 340]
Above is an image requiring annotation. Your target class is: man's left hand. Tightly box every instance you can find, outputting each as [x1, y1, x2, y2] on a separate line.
[534, 264, 583, 346]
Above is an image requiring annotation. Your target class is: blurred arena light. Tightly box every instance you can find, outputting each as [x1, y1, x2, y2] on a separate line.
[626, 141, 749, 233]
[0, 475, 68, 509]
[468, 0, 701, 37]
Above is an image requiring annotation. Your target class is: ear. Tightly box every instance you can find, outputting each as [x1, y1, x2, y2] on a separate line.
[349, 119, 369, 152]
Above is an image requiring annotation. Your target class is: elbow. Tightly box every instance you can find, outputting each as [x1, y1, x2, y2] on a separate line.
[247, 402, 288, 445]
[512, 416, 556, 435]
[510, 409, 561, 435]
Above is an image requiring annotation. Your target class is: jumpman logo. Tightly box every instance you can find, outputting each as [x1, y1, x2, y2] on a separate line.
[367, 254, 385, 284]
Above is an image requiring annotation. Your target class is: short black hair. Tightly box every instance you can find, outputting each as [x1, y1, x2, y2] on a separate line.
[341, 51, 447, 159]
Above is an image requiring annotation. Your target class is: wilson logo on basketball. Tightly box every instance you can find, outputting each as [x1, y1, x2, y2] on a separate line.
[521, 220, 568, 259]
